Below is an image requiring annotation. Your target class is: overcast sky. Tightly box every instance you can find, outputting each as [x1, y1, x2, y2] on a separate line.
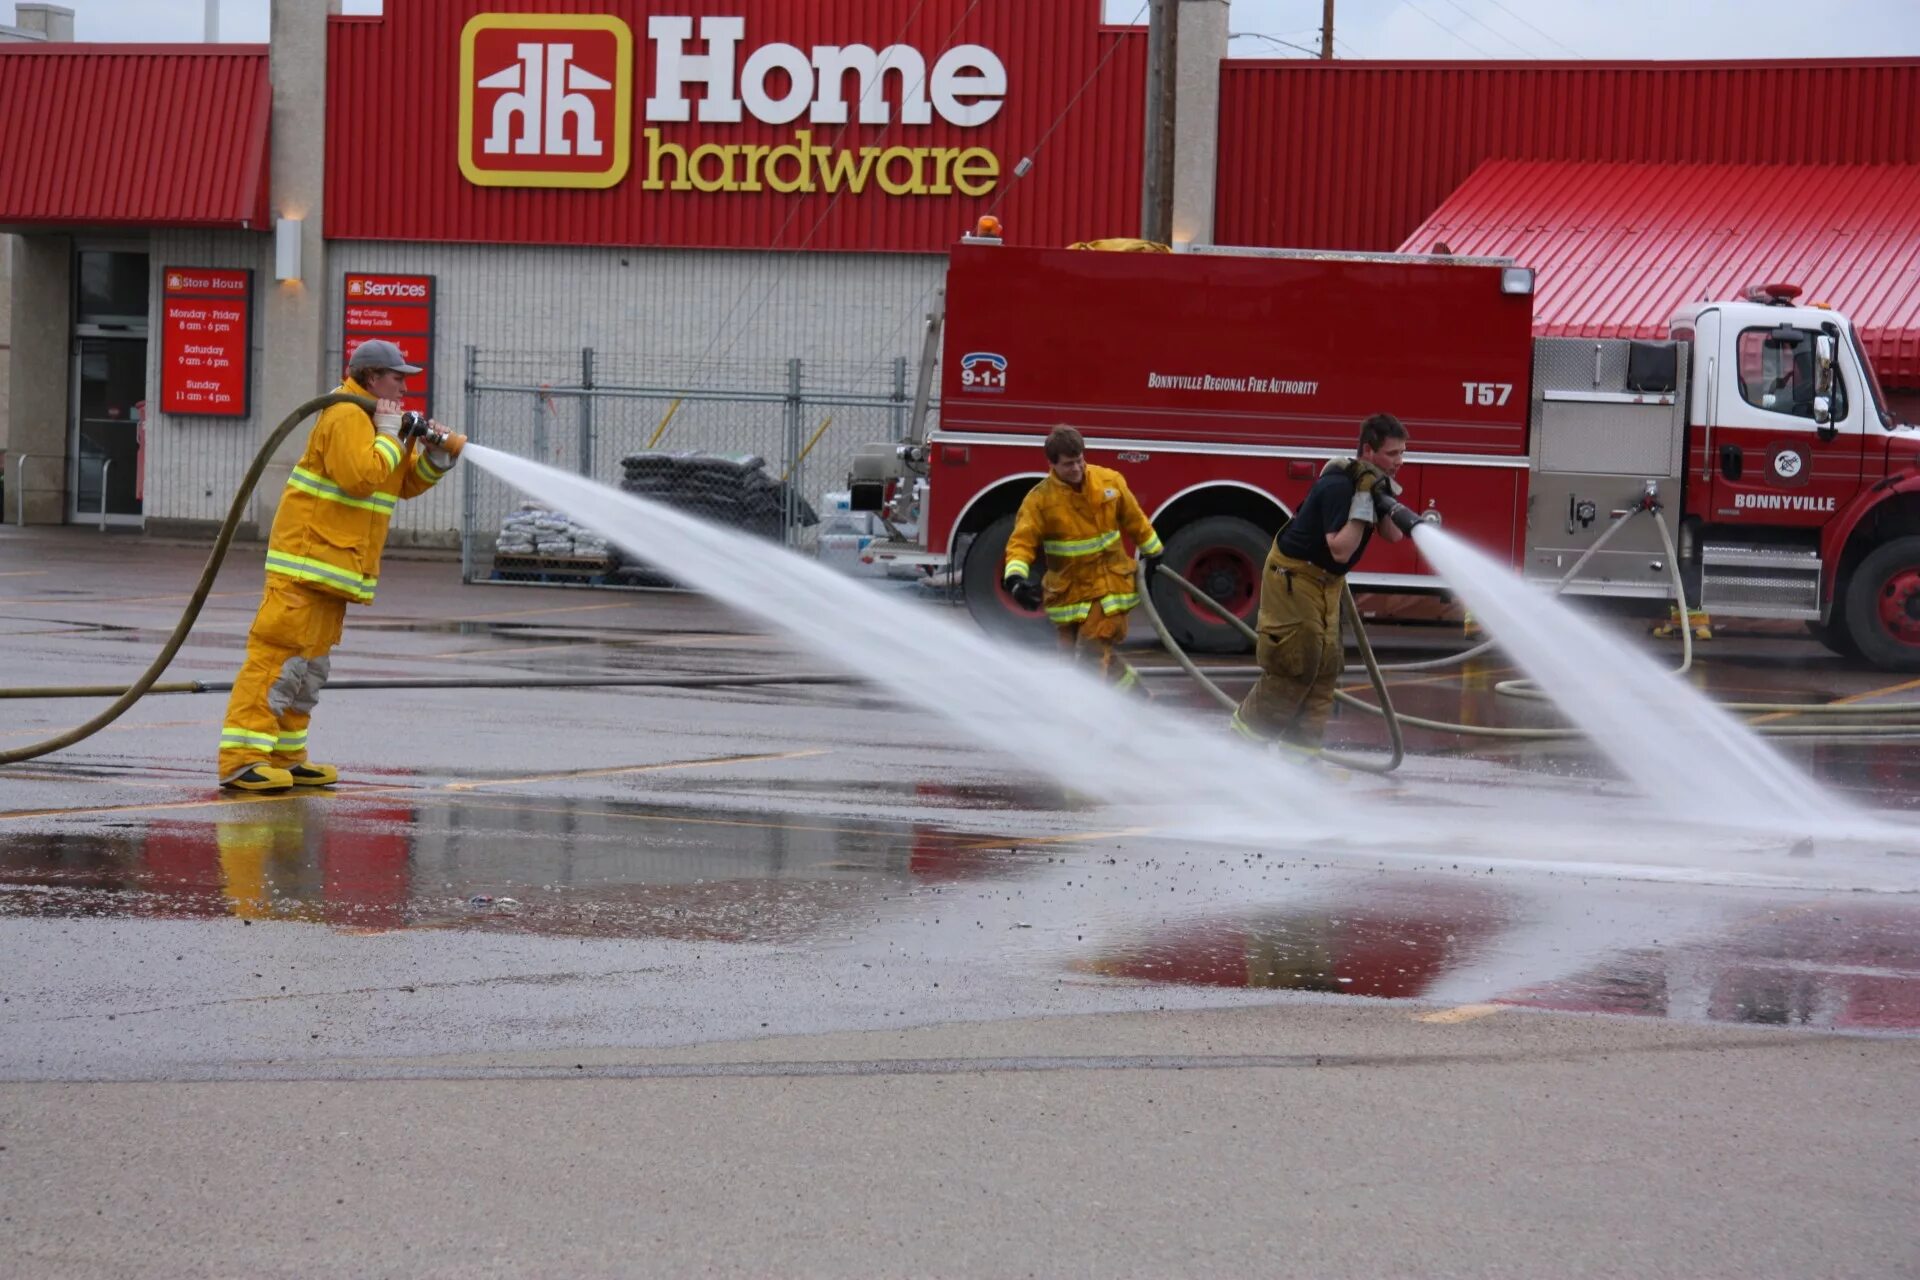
[20, 0, 1920, 59]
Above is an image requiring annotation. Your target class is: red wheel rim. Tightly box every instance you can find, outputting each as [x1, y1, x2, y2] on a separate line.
[1875, 566, 1920, 648]
[1180, 546, 1257, 621]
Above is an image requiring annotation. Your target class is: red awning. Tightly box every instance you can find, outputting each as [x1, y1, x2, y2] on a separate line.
[1400, 160, 1920, 386]
[0, 44, 270, 230]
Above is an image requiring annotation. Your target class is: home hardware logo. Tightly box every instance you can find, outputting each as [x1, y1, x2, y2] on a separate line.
[461, 14, 634, 189]
[459, 13, 1006, 197]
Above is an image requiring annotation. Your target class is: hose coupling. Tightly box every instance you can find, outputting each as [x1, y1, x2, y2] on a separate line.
[1637, 480, 1662, 512]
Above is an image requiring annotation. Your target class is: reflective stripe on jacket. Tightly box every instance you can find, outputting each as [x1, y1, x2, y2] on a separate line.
[1003, 463, 1162, 618]
[265, 377, 449, 604]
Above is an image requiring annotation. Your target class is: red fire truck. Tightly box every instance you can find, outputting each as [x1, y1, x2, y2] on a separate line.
[849, 239, 1920, 669]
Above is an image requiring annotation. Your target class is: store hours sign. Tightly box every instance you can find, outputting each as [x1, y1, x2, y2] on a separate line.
[160, 267, 252, 416]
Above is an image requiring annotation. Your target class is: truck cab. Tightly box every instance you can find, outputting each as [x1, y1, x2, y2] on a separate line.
[1668, 287, 1920, 666]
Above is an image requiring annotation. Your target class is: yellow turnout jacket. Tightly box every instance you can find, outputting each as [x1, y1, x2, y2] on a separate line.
[1003, 464, 1163, 624]
[265, 377, 450, 604]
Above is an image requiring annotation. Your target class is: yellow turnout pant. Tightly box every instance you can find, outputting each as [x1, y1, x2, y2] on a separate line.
[217, 576, 347, 779]
[1056, 599, 1138, 690]
[1234, 550, 1343, 751]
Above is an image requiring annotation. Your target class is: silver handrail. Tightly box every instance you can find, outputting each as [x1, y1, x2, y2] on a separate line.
[98, 460, 112, 531]
[12, 454, 26, 526]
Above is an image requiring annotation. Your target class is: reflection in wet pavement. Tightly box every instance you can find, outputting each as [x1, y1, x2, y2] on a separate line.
[0, 793, 1035, 939]
[5, 787, 1918, 1038]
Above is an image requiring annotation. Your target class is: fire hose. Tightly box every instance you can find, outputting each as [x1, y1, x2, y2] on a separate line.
[0, 393, 853, 768]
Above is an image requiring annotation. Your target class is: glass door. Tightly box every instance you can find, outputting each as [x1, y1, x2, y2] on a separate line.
[70, 248, 150, 526]
[72, 337, 147, 523]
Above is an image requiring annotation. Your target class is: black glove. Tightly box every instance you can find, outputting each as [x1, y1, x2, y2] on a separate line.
[1139, 552, 1163, 582]
[1004, 573, 1042, 612]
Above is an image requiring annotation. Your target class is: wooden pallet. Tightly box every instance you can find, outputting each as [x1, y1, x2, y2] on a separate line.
[490, 552, 615, 584]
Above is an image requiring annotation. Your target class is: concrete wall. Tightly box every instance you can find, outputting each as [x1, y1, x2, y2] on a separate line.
[140, 240, 943, 545]
[6, 234, 70, 523]
[1172, 0, 1227, 245]
[253, 0, 337, 534]
[1, 2, 73, 42]
[1, 4, 71, 510]
[1, 234, 11, 463]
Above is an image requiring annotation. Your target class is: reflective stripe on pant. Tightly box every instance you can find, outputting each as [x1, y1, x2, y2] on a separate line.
[1235, 549, 1343, 750]
[218, 575, 347, 779]
[1055, 597, 1136, 687]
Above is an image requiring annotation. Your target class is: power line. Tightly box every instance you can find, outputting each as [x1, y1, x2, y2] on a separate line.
[1428, 0, 1544, 58]
[1230, 31, 1322, 58]
[690, 0, 986, 386]
[1394, 0, 1500, 59]
[985, 0, 1149, 219]
[1481, 0, 1585, 58]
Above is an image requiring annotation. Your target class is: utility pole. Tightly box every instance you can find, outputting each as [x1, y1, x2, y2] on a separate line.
[204, 0, 219, 42]
[1139, 0, 1178, 242]
[1321, 0, 1335, 59]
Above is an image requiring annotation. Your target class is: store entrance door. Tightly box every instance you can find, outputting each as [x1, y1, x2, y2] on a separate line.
[70, 249, 150, 526]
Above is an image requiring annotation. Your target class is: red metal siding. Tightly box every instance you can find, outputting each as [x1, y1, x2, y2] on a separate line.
[0, 45, 271, 229]
[326, 1, 1144, 252]
[1399, 160, 1920, 386]
[1216, 59, 1920, 254]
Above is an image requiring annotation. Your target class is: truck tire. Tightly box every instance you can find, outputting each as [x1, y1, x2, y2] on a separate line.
[1842, 536, 1920, 671]
[962, 514, 1052, 644]
[1151, 516, 1271, 655]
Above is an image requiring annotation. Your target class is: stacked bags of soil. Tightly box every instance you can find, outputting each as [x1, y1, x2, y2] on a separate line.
[611, 451, 817, 585]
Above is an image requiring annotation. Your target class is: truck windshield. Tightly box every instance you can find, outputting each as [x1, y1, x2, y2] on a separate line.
[1847, 325, 1893, 428]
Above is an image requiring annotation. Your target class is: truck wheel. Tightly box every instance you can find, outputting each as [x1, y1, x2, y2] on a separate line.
[962, 514, 1051, 644]
[1842, 536, 1920, 671]
[1151, 516, 1270, 654]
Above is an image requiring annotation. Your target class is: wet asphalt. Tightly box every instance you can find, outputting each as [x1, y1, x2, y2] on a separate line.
[2, 525, 1917, 1278]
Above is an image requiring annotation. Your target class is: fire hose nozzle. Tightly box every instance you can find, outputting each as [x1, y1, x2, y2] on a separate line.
[400, 411, 466, 458]
[1377, 491, 1436, 536]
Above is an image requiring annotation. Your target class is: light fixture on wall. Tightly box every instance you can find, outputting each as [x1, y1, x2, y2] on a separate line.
[274, 216, 303, 282]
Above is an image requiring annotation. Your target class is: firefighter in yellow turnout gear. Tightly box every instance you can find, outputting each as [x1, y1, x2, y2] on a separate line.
[1233, 414, 1411, 755]
[218, 340, 460, 792]
[1001, 426, 1164, 689]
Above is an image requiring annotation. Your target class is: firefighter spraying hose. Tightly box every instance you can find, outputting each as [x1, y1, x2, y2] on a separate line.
[1142, 482, 1920, 763]
[0, 380, 852, 773]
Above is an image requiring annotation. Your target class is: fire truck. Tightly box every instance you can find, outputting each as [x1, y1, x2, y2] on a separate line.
[849, 238, 1920, 669]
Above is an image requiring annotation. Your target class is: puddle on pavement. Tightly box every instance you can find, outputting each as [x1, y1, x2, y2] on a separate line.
[1078, 876, 1920, 1034]
[0, 794, 1041, 941]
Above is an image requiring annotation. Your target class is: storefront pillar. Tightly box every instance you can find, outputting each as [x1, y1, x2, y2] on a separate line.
[6, 233, 71, 524]
[254, 0, 337, 533]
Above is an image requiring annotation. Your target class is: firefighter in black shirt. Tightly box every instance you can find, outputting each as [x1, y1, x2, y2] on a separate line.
[1231, 414, 1410, 754]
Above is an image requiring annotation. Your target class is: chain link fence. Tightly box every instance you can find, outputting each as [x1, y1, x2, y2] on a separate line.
[459, 347, 917, 588]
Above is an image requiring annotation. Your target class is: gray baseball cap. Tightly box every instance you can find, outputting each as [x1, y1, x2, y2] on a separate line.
[347, 338, 423, 375]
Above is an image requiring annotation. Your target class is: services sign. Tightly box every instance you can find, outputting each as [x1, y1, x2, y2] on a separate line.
[342, 273, 437, 418]
[160, 267, 252, 417]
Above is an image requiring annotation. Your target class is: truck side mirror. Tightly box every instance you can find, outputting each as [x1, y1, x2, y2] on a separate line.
[1814, 333, 1836, 432]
